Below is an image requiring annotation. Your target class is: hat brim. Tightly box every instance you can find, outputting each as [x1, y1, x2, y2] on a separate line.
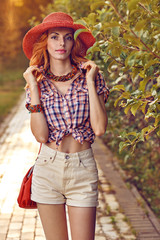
[23, 21, 95, 59]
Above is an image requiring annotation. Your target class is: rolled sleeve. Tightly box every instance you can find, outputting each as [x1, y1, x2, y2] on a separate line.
[96, 72, 109, 103]
[25, 87, 31, 110]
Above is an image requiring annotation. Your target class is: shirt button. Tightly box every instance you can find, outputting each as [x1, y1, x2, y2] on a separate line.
[65, 155, 70, 160]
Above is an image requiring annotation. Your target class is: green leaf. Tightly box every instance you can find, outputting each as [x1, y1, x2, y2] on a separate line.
[145, 112, 156, 121]
[140, 102, 148, 114]
[90, 1, 105, 11]
[141, 126, 155, 140]
[157, 128, 160, 137]
[114, 96, 122, 107]
[74, 29, 89, 41]
[111, 85, 125, 92]
[75, 19, 87, 26]
[126, 131, 138, 137]
[119, 141, 131, 153]
[135, 20, 146, 31]
[124, 104, 132, 115]
[139, 77, 151, 92]
[130, 102, 143, 116]
[157, 76, 160, 87]
[151, 19, 160, 28]
[154, 114, 160, 127]
[112, 26, 120, 37]
[86, 12, 97, 25]
[114, 91, 131, 107]
[144, 59, 160, 71]
[128, 0, 139, 11]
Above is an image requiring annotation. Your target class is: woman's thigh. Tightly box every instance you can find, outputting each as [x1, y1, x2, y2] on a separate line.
[67, 206, 96, 240]
[37, 203, 68, 240]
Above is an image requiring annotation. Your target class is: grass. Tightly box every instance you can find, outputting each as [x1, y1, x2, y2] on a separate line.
[0, 89, 24, 122]
[0, 53, 28, 124]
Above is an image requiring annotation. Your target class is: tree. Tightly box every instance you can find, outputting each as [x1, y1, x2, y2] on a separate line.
[82, 0, 160, 152]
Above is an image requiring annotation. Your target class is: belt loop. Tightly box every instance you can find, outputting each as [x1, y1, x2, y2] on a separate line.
[52, 151, 57, 163]
[77, 152, 81, 167]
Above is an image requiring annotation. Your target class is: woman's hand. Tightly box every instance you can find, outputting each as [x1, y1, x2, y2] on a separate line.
[82, 61, 99, 83]
[23, 65, 40, 87]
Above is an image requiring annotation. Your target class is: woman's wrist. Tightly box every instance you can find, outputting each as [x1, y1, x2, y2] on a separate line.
[87, 79, 96, 89]
[29, 83, 38, 91]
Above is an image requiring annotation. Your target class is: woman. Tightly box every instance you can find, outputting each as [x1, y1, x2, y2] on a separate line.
[23, 12, 109, 240]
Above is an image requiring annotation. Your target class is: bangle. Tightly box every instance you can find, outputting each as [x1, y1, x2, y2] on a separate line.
[25, 103, 43, 113]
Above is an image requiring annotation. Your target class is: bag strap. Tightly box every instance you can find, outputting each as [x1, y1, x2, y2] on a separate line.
[38, 84, 42, 154]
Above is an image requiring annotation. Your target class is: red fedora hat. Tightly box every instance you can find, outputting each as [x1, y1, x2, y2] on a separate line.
[23, 12, 96, 59]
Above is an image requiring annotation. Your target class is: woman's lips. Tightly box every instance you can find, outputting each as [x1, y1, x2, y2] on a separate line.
[56, 49, 67, 54]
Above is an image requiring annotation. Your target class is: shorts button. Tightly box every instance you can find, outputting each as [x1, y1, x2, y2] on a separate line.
[65, 155, 70, 160]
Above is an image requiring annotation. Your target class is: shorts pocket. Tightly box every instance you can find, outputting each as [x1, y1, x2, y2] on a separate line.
[35, 154, 54, 166]
[80, 156, 97, 172]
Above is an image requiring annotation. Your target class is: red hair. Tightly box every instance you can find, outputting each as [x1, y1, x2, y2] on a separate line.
[29, 31, 88, 81]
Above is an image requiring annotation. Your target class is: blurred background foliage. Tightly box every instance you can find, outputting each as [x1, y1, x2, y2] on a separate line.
[0, 0, 159, 217]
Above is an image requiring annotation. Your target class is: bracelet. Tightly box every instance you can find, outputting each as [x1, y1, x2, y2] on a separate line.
[25, 103, 43, 113]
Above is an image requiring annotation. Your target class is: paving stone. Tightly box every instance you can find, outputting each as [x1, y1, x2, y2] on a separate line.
[106, 231, 119, 239]
[34, 237, 45, 240]
[115, 212, 126, 219]
[0, 233, 7, 240]
[9, 222, 22, 230]
[0, 226, 9, 234]
[11, 216, 23, 223]
[95, 236, 106, 240]
[99, 216, 112, 224]
[6, 238, 20, 240]
[21, 232, 34, 240]
[116, 220, 130, 233]
[0, 213, 11, 220]
[102, 224, 114, 232]
[35, 227, 45, 236]
[7, 230, 20, 238]
[21, 225, 35, 233]
[95, 223, 102, 234]
[98, 201, 106, 211]
[121, 234, 136, 240]
[101, 183, 111, 192]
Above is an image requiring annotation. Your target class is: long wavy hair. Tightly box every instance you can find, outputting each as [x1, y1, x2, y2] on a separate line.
[29, 30, 88, 82]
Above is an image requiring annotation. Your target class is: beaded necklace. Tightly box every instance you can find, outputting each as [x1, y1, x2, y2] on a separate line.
[44, 65, 78, 82]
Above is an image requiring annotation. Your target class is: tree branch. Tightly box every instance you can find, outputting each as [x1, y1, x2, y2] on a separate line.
[106, 53, 125, 66]
[108, 0, 160, 60]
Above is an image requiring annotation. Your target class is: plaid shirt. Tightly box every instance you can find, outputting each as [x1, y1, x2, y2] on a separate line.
[26, 64, 109, 146]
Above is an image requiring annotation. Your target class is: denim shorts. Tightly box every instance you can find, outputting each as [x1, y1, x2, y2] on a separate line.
[31, 144, 98, 207]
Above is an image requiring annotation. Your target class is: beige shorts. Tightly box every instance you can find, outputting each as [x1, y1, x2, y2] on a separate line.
[31, 144, 98, 207]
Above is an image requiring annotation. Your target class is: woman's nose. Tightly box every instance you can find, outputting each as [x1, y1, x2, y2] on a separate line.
[59, 37, 65, 46]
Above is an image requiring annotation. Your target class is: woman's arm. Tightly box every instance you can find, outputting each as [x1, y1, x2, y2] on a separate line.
[23, 66, 49, 143]
[82, 61, 108, 136]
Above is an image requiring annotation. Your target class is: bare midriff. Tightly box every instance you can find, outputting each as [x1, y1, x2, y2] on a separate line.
[45, 134, 91, 153]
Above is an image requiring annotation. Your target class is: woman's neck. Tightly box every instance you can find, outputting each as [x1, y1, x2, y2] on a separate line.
[49, 59, 73, 76]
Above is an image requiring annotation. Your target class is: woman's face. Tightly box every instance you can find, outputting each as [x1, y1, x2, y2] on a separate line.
[47, 27, 74, 61]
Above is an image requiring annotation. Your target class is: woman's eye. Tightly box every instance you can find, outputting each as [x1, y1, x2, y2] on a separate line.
[51, 35, 58, 40]
[66, 36, 73, 41]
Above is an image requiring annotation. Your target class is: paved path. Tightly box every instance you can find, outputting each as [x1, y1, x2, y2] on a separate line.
[0, 95, 159, 240]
